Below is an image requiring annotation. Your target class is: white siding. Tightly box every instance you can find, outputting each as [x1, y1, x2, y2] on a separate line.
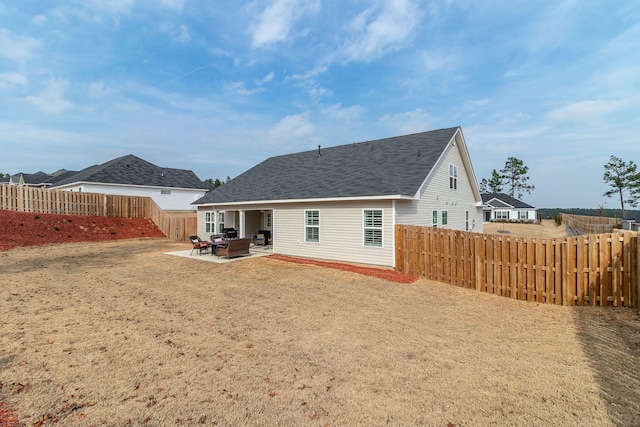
[60, 183, 205, 211]
[396, 139, 483, 232]
[199, 201, 395, 266]
[274, 201, 395, 267]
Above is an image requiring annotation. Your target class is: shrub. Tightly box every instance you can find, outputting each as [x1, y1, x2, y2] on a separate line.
[554, 213, 562, 226]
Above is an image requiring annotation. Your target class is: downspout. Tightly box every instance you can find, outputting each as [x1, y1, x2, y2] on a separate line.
[392, 200, 396, 269]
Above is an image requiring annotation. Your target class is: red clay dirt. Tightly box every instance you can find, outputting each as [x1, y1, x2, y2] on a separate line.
[0, 209, 165, 251]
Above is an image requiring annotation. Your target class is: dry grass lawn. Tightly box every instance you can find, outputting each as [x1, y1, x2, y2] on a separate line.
[483, 219, 569, 238]
[1, 238, 639, 426]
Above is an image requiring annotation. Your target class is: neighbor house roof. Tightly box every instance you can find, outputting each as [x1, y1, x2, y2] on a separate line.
[10, 171, 51, 185]
[195, 126, 474, 205]
[482, 193, 535, 209]
[52, 154, 207, 190]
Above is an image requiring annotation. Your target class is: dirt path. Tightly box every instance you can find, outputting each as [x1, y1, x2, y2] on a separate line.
[1, 239, 639, 425]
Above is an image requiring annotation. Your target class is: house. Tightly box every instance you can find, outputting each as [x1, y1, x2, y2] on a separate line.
[192, 126, 483, 267]
[7, 171, 52, 187]
[50, 154, 210, 211]
[481, 193, 537, 222]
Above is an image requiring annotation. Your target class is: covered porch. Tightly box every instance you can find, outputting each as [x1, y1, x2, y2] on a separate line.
[205, 208, 273, 245]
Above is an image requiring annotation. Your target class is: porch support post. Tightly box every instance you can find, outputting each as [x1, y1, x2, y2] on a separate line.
[239, 210, 245, 238]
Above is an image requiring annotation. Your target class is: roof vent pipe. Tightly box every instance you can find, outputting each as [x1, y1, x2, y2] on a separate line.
[318, 145, 321, 157]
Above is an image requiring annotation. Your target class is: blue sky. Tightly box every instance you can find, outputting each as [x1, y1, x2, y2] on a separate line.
[1, 0, 639, 208]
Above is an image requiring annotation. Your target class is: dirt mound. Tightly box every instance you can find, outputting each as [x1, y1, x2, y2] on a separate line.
[0, 210, 166, 251]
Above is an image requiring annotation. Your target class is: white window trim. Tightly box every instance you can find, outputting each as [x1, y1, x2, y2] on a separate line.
[449, 164, 458, 190]
[432, 210, 438, 227]
[495, 210, 509, 220]
[363, 209, 383, 248]
[205, 211, 215, 234]
[442, 210, 448, 226]
[218, 212, 225, 234]
[305, 210, 320, 243]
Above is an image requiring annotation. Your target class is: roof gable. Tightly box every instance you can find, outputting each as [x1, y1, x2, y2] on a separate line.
[195, 127, 466, 205]
[52, 154, 206, 190]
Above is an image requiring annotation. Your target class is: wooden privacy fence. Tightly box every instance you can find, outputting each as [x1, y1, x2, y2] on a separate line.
[0, 184, 196, 241]
[562, 213, 620, 235]
[395, 225, 640, 308]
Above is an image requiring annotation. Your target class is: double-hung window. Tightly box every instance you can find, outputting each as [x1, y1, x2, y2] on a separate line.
[442, 210, 448, 226]
[449, 164, 458, 190]
[432, 210, 438, 227]
[363, 209, 383, 247]
[305, 210, 319, 242]
[218, 212, 225, 233]
[495, 211, 509, 220]
[205, 212, 215, 233]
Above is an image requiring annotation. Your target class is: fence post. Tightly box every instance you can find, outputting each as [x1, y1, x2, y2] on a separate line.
[561, 241, 567, 305]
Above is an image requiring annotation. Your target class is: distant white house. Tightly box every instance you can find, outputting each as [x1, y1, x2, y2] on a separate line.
[50, 155, 210, 211]
[482, 193, 537, 222]
[193, 127, 484, 267]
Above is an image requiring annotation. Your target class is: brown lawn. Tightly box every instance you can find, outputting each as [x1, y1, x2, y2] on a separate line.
[483, 219, 570, 238]
[1, 237, 639, 426]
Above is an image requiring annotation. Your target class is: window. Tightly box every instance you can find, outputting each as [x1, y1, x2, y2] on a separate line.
[432, 210, 438, 227]
[160, 189, 171, 195]
[266, 212, 272, 228]
[465, 210, 469, 231]
[495, 211, 509, 220]
[218, 212, 225, 233]
[442, 210, 448, 226]
[205, 212, 214, 233]
[305, 210, 319, 242]
[363, 209, 383, 247]
[519, 211, 528, 220]
[449, 164, 458, 190]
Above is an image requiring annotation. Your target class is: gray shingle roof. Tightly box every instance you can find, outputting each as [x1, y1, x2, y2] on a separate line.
[482, 193, 535, 209]
[194, 127, 460, 205]
[52, 154, 207, 189]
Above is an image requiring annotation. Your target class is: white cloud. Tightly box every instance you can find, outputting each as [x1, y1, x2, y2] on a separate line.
[32, 15, 48, 25]
[0, 29, 41, 63]
[160, 23, 190, 43]
[26, 78, 75, 114]
[157, 0, 188, 13]
[257, 71, 275, 85]
[547, 99, 627, 122]
[224, 81, 264, 96]
[249, 0, 320, 48]
[0, 71, 29, 88]
[340, 0, 421, 63]
[379, 108, 431, 135]
[77, 0, 135, 16]
[88, 80, 113, 97]
[321, 103, 363, 121]
[309, 86, 333, 98]
[266, 113, 314, 144]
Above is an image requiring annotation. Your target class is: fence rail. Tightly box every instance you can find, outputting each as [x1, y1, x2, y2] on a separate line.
[0, 184, 196, 241]
[395, 225, 640, 308]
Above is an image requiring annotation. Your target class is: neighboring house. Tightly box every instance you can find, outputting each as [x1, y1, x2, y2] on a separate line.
[193, 126, 483, 267]
[50, 154, 210, 211]
[482, 193, 537, 222]
[8, 171, 52, 187]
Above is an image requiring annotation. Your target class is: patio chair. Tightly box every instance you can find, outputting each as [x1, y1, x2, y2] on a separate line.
[189, 235, 210, 255]
[252, 233, 266, 246]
